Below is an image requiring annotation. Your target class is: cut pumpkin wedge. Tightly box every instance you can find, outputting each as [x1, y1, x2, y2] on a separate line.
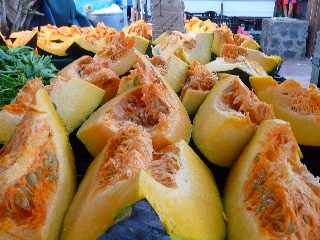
[4, 28, 38, 48]
[57, 55, 120, 102]
[206, 57, 268, 78]
[221, 44, 282, 74]
[0, 78, 43, 143]
[77, 82, 191, 156]
[94, 33, 149, 76]
[0, 88, 76, 240]
[47, 77, 105, 133]
[62, 126, 225, 240]
[185, 17, 218, 33]
[225, 119, 320, 240]
[181, 61, 218, 115]
[250, 76, 320, 146]
[0, 77, 105, 143]
[193, 74, 274, 167]
[151, 55, 189, 93]
[153, 32, 213, 64]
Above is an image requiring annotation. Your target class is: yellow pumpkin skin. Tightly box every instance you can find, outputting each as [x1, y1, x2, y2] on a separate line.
[141, 141, 225, 240]
[250, 76, 320, 146]
[181, 89, 210, 115]
[193, 74, 265, 167]
[224, 119, 320, 240]
[62, 136, 225, 240]
[0, 89, 76, 240]
[152, 55, 189, 93]
[48, 78, 105, 133]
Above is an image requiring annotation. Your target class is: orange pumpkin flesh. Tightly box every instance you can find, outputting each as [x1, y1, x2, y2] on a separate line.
[123, 20, 152, 40]
[0, 79, 43, 143]
[0, 89, 76, 240]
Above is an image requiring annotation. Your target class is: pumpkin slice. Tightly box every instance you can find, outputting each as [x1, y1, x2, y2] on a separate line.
[221, 44, 282, 74]
[193, 74, 274, 167]
[63, 125, 225, 240]
[185, 17, 218, 33]
[116, 74, 138, 96]
[0, 76, 105, 143]
[212, 25, 260, 56]
[47, 77, 105, 133]
[151, 55, 189, 93]
[205, 57, 268, 86]
[212, 25, 235, 56]
[0, 88, 76, 240]
[77, 82, 191, 156]
[57, 55, 120, 102]
[152, 32, 169, 46]
[77, 53, 191, 156]
[94, 32, 149, 76]
[225, 119, 320, 240]
[181, 61, 218, 115]
[0, 78, 43, 143]
[37, 25, 79, 56]
[234, 34, 260, 50]
[123, 20, 152, 40]
[153, 31, 213, 64]
[73, 23, 117, 53]
[4, 28, 38, 48]
[250, 76, 320, 146]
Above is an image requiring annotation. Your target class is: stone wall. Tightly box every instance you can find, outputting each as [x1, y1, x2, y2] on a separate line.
[151, 0, 185, 39]
[311, 32, 320, 85]
[261, 18, 308, 59]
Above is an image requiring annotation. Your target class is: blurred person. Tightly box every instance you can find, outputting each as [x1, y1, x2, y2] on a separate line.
[283, 0, 296, 17]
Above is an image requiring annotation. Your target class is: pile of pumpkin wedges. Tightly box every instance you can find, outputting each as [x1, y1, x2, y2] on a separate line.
[0, 18, 319, 240]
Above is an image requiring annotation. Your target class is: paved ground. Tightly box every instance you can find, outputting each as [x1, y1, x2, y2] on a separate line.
[279, 58, 312, 87]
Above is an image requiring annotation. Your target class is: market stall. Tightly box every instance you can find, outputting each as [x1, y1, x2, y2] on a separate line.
[0, 3, 319, 239]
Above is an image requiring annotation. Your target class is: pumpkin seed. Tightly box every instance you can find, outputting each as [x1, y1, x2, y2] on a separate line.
[35, 168, 43, 178]
[288, 222, 296, 234]
[46, 174, 56, 182]
[45, 153, 56, 167]
[20, 186, 32, 196]
[26, 173, 37, 187]
[15, 194, 30, 209]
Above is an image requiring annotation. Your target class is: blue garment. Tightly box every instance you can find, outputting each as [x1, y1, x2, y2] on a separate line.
[31, 0, 91, 27]
[98, 200, 169, 240]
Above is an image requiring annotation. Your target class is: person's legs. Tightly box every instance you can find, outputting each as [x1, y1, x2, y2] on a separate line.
[283, 4, 288, 16]
[283, 0, 289, 16]
[288, 3, 294, 17]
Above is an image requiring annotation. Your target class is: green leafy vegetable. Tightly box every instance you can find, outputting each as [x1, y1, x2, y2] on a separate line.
[0, 46, 57, 108]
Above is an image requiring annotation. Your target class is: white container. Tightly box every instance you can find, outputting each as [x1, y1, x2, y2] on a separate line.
[87, 12, 124, 30]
